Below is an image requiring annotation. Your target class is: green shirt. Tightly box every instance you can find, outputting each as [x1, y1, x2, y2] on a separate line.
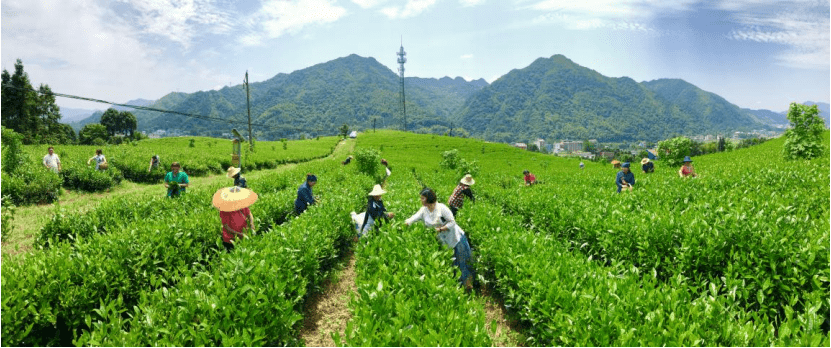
[165, 171, 189, 197]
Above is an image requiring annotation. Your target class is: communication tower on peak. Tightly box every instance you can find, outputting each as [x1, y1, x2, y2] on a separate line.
[397, 37, 407, 131]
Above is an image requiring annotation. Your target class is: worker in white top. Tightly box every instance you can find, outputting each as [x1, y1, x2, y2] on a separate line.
[43, 146, 61, 173]
[405, 187, 474, 290]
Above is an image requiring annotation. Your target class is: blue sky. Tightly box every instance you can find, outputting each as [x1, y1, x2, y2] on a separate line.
[2, 0, 828, 113]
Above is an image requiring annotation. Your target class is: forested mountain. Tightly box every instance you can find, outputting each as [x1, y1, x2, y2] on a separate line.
[131, 55, 487, 139]
[743, 108, 789, 126]
[454, 55, 769, 143]
[128, 53, 778, 143]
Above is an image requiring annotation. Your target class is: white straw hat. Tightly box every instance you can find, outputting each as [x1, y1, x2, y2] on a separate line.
[367, 184, 387, 196]
[212, 186, 258, 212]
[226, 166, 241, 178]
[460, 174, 475, 186]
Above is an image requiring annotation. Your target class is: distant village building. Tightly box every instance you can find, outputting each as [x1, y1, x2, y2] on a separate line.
[513, 142, 528, 150]
[532, 138, 546, 151]
[559, 141, 583, 152]
[704, 134, 714, 142]
[599, 151, 615, 161]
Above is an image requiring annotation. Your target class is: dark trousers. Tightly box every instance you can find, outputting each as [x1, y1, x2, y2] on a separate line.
[450, 206, 459, 217]
[223, 241, 235, 252]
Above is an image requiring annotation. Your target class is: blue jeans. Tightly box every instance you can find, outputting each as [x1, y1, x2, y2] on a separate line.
[453, 234, 473, 284]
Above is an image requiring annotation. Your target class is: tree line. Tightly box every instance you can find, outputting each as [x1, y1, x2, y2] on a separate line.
[1, 59, 143, 146]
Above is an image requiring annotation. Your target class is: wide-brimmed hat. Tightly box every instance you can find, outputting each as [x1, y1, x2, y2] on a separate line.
[367, 184, 386, 196]
[460, 174, 475, 186]
[226, 166, 241, 178]
[611, 160, 621, 165]
[212, 186, 258, 212]
[683, 156, 693, 163]
[641, 158, 650, 165]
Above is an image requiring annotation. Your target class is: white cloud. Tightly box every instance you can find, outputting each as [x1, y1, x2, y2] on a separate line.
[241, 0, 347, 46]
[351, 0, 388, 8]
[460, 0, 485, 7]
[0, 0, 236, 109]
[460, 54, 474, 59]
[380, 0, 438, 19]
[723, 1, 829, 69]
[526, 0, 695, 32]
[115, 0, 235, 49]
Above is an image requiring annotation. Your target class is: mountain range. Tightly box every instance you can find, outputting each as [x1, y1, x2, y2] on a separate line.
[67, 54, 827, 143]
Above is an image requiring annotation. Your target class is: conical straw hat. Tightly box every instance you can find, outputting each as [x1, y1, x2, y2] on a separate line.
[367, 184, 387, 196]
[460, 174, 475, 186]
[212, 186, 258, 212]
[226, 166, 241, 178]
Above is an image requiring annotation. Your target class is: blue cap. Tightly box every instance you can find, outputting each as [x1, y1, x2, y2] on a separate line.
[307, 174, 317, 182]
[683, 156, 692, 162]
[622, 162, 630, 168]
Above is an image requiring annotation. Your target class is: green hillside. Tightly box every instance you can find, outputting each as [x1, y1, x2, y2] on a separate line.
[455, 55, 769, 143]
[116, 54, 773, 144]
[131, 55, 486, 140]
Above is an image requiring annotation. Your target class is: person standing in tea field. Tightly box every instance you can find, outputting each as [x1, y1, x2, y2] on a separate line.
[405, 187, 474, 291]
[523, 170, 536, 186]
[226, 166, 247, 188]
[678, 156, 698, 178]
[294, 173, 317, 215]
[42, 146, 61, 173]
[87, 149, 107, 171]
[354, 184, 395, 238]
[164, 162, 189, 197]
[616, 162, 635, 193]
[641, 158, 654, 173]
[212, 186, 257, 252]
[147, 155, 160, 172]
[448, 174, 476, 217]
[579, 161, 585, 170]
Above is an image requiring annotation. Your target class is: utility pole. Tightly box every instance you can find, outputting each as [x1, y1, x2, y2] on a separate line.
[244, 71, 253, 151]
[397, 37, 407, 132]
[450, 122, 453, 137]
[373, 118, 376, 133]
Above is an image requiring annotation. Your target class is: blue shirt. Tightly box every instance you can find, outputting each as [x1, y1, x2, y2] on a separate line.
[615, 170, 635, 193]
[294, 182, 315, 214]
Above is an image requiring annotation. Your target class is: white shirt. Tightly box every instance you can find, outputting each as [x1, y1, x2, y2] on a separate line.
[91, 154, 106, 169]
[405, 203, 465, 248]
[43, 153, 60, 169]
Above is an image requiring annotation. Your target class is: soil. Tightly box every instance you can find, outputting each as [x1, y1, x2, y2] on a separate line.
[299, 251, 357, 347]
[480, 283, 525, 347]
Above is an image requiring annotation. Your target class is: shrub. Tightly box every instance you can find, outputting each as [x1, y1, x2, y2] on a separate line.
[354, 148, 381, 179]
[440, 149, 461, 169]
[657, 136, 693, 167]
[782, 103, 827, 160]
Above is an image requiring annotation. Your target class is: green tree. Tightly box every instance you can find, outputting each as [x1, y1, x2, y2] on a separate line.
[528, 144, 539, 152]
[583, 140, 596, 152]
[657, 136, 693, 167]
[99, 108, 120, 136]
[120, 111, 137, 137]
[1, 59, 66, 144]
[79, 124, 109, 145]
[339, 124, 349, 138]
[782, 103, 827, 160]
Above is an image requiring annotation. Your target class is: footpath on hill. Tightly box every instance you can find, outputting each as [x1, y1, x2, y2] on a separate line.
[1, 139, 355, 258]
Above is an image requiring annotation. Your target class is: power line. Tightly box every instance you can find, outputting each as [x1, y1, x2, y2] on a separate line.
[1, 83, 333, 134]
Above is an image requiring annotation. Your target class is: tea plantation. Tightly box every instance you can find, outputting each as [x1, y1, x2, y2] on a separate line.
[1, 130, 828, 346]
